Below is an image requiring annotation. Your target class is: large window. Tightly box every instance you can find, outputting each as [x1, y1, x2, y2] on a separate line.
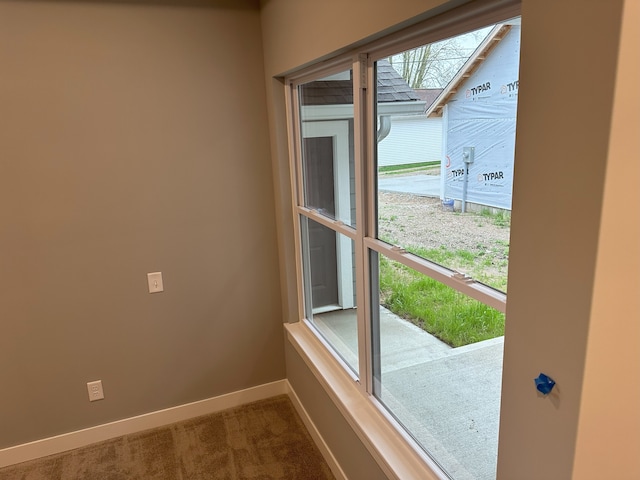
[296, 68, 360, 375]
[288, 15, 520, 480]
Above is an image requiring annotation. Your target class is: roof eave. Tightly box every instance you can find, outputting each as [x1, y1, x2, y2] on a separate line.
[302, 101, 426, 121]
[425, 24, 513, 118]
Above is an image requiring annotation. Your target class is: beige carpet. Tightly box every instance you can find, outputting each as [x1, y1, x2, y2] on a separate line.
[0, 395, 335, 480]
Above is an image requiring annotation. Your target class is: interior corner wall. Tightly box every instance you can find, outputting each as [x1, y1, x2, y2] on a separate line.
[0, 0, 284, 449]
[572, 0, 640, 477]
[285, 342, 389, 480]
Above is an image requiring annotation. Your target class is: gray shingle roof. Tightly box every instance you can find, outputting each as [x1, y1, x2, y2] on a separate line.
[300, 60, 419, 106]
[300, 80, 353, 105]
[414, 88, 444, 109]
[376, 60, 420, 103]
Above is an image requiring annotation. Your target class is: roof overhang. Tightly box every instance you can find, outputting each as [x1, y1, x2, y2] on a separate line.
[425, 24, 513, 118]
[302, 101, 426, 121]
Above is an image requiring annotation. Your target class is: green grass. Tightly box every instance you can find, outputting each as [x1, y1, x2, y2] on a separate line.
[377, 205, 510, 346]
[379, 256, 505, 347]
[378, 161, 439, 173]
[388, 244, 509, 292]
[479, 208, 511, 228]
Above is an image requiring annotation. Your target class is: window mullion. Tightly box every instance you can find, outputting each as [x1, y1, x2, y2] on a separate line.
[365, 237, 507, 313]
[352, 53, 371, 394]
[285, 81, 307, 323]
[365, 55, 383, 398]
[288, 83, 306, 209]
[296, 206, 357, 240]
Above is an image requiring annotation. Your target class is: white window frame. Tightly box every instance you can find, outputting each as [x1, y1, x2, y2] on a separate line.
[284, 1, 521, 478]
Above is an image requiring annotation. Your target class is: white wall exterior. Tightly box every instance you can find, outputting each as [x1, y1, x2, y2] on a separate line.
[377, 115, 442, 167]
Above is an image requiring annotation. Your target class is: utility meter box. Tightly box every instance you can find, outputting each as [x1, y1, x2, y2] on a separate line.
[463, 146, 475, 164]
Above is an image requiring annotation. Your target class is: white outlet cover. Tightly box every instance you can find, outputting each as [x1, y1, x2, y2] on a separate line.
[87, 380, 105, 402]
[147, 272, 164, 293]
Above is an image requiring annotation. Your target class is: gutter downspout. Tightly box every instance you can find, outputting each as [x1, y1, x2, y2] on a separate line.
[377, 115, 392, 142]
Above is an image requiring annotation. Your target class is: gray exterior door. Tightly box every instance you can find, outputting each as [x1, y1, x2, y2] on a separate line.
[304, 136, 339, 308]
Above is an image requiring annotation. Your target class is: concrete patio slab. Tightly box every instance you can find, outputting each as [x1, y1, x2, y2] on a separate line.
[311, 307, 503, 480]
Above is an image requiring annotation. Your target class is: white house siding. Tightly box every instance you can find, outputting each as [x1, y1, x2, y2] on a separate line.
[377, 115, 442, 167]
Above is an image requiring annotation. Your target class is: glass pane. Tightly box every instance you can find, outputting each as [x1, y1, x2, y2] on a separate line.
[371, 250, 504, 480]
[376, 21, 520, 293]
[301, 216, 358, 374]
[299, 70, 356, 227]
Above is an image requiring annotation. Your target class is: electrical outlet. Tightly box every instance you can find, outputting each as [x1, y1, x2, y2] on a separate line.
[87, 380, 105, 402]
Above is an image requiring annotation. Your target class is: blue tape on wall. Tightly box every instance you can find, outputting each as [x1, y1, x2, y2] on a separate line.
[534, 373, 556, 395]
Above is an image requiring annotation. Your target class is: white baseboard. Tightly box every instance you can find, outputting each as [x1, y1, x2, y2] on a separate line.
[285, 380, 347, 480]
[0, 380, 288, 469]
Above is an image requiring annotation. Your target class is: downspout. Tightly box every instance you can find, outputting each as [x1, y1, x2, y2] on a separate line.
[377, 115, 392, 142]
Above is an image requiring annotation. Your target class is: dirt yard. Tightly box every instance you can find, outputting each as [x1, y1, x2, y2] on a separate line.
[379, 192, 509, 251]
[378, 191, 511, 285]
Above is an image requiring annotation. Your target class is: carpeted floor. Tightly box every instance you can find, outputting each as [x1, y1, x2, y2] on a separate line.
[0, 395, 335, 480]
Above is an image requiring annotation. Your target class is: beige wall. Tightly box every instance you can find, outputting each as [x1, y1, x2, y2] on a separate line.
[0, 0, 284, 448]
[497, 0, 636, 477]
[260, 0, 458, 77]
[572, 0, 640, 476]
[1, 0, 637, 475]
[285, 342, 389, 480]
[261, 0, 639, 479]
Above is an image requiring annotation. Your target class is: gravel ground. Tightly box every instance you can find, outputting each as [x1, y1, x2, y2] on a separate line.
[378, 191, 511, 282]
[378, 191, 510, 252]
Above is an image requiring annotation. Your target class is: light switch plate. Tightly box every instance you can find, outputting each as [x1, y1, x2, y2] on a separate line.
[147, 272, 164, 293]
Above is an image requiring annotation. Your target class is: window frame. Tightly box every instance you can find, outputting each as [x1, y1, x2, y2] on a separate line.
[284, 1, 521, 477]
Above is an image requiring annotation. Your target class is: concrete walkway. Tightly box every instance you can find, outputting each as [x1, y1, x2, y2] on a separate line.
[378, 173, 441, 197]
[313, 308, 503, 480]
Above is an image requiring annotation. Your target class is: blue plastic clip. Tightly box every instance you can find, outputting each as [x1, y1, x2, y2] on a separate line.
[534, 373, 556, 395]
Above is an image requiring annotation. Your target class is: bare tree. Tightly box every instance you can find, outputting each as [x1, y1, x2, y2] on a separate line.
[388, 29, 490, 89]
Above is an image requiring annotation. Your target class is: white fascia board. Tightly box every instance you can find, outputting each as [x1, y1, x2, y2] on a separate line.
[302, 101, 425, 121]
[302, 104, 354, 121]
[378, 101, 426, 116]
[425, 24, 505, 118]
